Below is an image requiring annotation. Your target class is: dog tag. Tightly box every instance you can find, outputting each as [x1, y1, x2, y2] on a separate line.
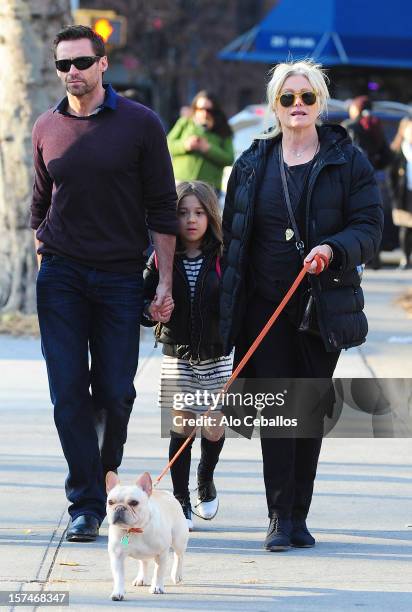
[121, 535, 129, 547]
[285, 228, 294, 241]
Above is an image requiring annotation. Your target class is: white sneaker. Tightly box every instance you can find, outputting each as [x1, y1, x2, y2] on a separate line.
[195, 481, 219, 520]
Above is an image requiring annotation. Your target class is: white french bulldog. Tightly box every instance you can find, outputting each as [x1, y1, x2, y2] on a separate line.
[106, 471, 189, 600]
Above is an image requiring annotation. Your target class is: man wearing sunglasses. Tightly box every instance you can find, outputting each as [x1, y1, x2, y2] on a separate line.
[31, 25, 178, 542]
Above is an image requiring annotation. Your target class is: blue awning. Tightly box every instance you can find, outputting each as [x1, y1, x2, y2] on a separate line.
[219, 0, 412, 68]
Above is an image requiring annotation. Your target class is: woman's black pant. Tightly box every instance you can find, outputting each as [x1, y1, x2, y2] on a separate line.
[234, 294, 340, 520]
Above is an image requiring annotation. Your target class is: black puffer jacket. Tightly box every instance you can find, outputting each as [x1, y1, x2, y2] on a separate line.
[142, 247, 223, 361]
[220, 124, 383, 354]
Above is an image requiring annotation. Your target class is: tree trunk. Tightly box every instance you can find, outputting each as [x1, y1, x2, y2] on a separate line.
[0, 0, 71, 313]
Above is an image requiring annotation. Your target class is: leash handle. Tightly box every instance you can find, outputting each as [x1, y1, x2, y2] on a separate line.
[311, 252, 329, 274]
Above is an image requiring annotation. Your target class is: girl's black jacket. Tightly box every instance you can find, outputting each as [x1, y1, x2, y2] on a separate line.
[142, 247, 224, 362]
[220, 124, 384, 354]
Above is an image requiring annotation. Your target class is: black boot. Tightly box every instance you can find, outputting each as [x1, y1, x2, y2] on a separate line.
[175, 494, 193, 532]
[290, 519, 315, 547]
[264, 516, 292, 551]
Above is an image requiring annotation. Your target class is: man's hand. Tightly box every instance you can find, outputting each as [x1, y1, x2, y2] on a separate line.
[304, 244, 333, 274]
[33, 232, 43, 270]
[150, 232, 175, 321]
[149, 285, 174, 323]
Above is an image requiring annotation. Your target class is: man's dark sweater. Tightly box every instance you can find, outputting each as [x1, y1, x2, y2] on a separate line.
[31, 86, 178, 273]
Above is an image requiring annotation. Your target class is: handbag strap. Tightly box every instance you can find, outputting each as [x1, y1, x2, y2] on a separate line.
[278, 143, 319, 260]
[278, 144, 305, 258]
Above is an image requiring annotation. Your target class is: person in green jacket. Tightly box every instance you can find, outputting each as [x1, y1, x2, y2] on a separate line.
[167, 90, 234, 192]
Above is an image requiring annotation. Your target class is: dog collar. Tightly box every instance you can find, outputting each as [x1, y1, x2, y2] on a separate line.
[128, 527, 144, 533]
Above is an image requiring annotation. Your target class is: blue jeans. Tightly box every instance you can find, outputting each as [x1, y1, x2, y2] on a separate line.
[37, 255, 143, 523]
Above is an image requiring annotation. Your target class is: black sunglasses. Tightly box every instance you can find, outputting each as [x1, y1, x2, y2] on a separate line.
[55, 56, 102, 72]
[277, 90, 318, 108]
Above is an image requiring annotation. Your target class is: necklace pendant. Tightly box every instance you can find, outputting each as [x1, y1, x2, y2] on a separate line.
[296, 152, 302, 158]
[285, 228, 294, 241]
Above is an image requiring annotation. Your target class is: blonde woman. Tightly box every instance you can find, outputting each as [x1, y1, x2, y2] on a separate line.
[221, 60, 383, 551]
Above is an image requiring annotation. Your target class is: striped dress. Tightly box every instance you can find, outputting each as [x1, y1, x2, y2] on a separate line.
[159, 254, 233, 414]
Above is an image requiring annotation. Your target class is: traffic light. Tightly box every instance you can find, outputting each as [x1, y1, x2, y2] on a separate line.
[74, 9, 127, 48]
[92, 16, 126, 46]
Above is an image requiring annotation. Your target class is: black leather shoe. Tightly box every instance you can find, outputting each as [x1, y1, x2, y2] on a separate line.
[290, 519, 315, 547]
[66, 515, 100, 542]
[264, 517, 292, 551]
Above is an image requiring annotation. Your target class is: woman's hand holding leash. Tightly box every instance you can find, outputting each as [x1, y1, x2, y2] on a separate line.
[304, 245, 333, 274]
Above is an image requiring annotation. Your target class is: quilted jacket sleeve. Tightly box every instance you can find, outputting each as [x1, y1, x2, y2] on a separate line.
[322, 147, 384, 271]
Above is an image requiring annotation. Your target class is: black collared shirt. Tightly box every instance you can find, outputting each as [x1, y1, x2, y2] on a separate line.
[54, 83, 117, 116]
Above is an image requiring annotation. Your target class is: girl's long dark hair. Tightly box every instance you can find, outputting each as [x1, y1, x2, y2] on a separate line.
[176, 181, 222, 256]
[190, 90, 232, 139]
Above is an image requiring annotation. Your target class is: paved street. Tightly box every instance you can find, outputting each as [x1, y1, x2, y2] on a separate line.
[0, 266, 411, 611]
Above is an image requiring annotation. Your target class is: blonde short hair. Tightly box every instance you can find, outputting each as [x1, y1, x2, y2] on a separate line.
[263, 59, 330, 137]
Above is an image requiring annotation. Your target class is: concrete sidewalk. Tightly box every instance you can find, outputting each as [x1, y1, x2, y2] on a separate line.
[0, 267, 411, 611]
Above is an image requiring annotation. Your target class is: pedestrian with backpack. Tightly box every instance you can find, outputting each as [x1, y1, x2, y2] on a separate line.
[342, 95, 394, 268]
[142, 181, 231, 530]
[343, 96, 392, 172]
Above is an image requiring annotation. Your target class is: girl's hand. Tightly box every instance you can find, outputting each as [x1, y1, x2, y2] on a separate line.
[304, 244, 333, 274]
[149, 295, 174, 323]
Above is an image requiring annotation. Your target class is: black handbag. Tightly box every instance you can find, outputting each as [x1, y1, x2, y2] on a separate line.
[297, 287, 321, 336]
[278, 145, 321, 336]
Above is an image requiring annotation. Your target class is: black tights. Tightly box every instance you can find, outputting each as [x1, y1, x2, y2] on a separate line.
[169, 432, 224, 503]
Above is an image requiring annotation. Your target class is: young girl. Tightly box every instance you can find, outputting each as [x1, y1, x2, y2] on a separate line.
[142, 181, 231, 530]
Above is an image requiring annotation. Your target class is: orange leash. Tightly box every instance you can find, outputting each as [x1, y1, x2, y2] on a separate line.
[153, 254, 328, 486]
